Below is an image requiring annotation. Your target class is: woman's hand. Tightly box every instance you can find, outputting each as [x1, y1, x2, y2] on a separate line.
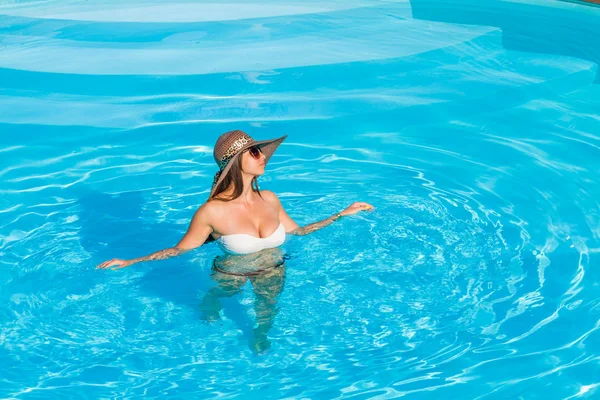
[96, 258, 134, 270]
[340, 202, 375, 217]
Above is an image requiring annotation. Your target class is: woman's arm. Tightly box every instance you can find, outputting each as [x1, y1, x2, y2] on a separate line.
[96, 204, 214, 270]
[288, 213, 341, 236]
[262, 191, 374, 236]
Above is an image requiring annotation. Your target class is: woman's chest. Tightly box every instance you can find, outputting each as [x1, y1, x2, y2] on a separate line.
[212, 199, 279, 238]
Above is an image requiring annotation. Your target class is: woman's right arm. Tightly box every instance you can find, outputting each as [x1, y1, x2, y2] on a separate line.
[96, 204, 214, 270]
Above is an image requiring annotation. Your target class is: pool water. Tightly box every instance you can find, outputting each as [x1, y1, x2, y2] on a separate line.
[2, 0, 600, 398]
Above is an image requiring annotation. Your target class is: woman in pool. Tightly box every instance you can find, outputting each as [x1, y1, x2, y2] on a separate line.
[97, 129, 374, 352]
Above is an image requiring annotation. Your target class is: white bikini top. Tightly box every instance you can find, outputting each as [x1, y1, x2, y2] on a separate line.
[216, 223, 286, 255]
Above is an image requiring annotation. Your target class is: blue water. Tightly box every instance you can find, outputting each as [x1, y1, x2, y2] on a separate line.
[2, 0, 600, 398]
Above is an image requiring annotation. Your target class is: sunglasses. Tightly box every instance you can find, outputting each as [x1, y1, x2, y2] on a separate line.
[245, 145, 263, 160]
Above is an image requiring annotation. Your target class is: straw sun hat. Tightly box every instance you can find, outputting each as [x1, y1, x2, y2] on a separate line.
[209, 130, 287, 198]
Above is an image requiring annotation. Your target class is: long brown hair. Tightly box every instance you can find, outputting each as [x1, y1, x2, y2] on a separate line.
[208, 152, 263, 202]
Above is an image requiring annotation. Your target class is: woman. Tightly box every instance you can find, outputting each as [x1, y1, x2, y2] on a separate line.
[97, 129, 374, 352]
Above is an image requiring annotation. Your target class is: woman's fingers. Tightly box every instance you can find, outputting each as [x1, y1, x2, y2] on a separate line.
[110, 262, 129, 270]
[97, 259, 125, 269]
[349, 203, 374, 213]
[341, 202, 374, 216]
[352, 202, 374, 209]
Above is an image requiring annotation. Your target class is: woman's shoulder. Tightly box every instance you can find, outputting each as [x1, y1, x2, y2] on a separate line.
[192, 200, 225, 223]
[202, 198, 226, 213]
[260, 190, 281, 207]
[260, 189, 276, 198]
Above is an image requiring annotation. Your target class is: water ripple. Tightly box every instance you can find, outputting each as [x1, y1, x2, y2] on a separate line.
[1, 0, 600, 398]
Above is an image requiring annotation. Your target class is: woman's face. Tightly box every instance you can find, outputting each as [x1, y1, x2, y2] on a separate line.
[241, 145, 266, 176]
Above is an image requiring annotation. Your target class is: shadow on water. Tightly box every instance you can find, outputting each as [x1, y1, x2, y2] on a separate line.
[76, 188, 256, 340]
[409, 0, 600, 83]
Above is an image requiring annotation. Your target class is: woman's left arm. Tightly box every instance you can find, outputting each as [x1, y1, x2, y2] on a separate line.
[262, 191, 374, 236]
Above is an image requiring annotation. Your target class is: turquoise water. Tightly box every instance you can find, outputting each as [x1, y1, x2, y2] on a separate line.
[2, 0, 600, 397]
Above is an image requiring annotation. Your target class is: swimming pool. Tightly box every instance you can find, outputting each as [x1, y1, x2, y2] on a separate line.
[1, 0, 600, 397]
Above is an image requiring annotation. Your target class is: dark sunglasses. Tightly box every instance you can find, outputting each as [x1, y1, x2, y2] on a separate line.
[245, 145, 263, 160]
